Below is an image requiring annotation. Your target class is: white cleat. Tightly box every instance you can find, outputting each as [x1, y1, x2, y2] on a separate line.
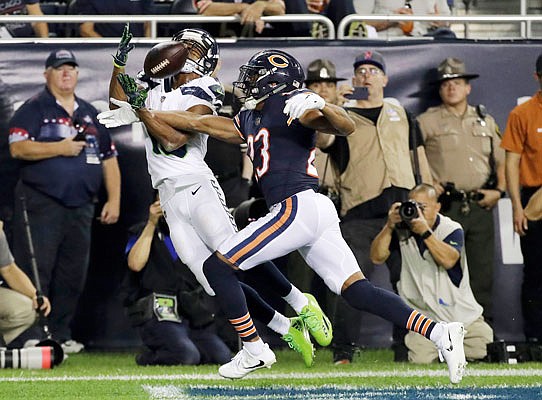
[438, 322, 467, 384]
[218, 343, 276, 379]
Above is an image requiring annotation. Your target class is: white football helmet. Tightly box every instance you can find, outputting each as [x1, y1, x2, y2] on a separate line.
[171, 28, 219, 77]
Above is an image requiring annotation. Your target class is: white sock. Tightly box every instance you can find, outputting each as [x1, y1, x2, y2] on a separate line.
[268, 311, 290, 336]
[283, 287, 307, 314]
[429, 322, 446, 345]
[244, 338, 265, 355]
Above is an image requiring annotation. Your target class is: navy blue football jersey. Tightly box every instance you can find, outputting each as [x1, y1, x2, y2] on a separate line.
[233, 91, 319, 206]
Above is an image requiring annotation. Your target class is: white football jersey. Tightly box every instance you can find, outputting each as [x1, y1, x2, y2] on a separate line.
[143, 75, 225, 192]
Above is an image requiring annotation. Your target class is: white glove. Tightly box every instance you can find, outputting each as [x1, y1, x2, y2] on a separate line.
[283, 92, 326, 120]
[97, 98, 140, 128]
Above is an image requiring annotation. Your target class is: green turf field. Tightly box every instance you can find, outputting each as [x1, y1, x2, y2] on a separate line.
[1, 349, 541, 399]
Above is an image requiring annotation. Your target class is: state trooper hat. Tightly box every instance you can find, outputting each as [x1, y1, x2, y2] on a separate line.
[45, 49, 79, 69]
[304, 59, 346, 84]
[434, 57, 479, 83]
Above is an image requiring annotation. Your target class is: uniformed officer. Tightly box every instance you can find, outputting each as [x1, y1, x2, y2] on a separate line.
[417, 57, 506, 324]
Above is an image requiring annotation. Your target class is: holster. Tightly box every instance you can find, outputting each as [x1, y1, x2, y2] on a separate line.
[125, 294, 154, 327]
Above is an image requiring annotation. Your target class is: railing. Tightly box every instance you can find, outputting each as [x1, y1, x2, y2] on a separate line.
[337, 14, 542, 39]
[3, 13, 542, 41]
[0, 14, 335, 40]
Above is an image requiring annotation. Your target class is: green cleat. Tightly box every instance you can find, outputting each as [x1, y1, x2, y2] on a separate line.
[281, 317, 315, 367]
[299, 293, 333, 347]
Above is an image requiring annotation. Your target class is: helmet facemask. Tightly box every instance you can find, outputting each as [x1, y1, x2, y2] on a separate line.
[171, 28, 219, 77]
[233, 50, 304, 110]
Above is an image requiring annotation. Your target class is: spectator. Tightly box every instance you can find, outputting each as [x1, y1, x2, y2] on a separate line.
[123, 199, 231, 366]
[72, 0, 154, 37]
[194, 0, 285, 36]
[303, 0, 359, 38]
[0, 0, 48, 38]
[318, 50, 432, 363]
[500, 53, 542, 344]
[354, 0, 455, 38]
[417, 57, 505, 323]
[0, 220, 51, 347]
[8, 49, 121, 353]
[370, 184, 493, 363]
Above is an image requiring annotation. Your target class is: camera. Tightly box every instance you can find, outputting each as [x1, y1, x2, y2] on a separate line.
[0, 346, 55, 369]
[318, 185, 341, 213]
[399, 200, 419, 222]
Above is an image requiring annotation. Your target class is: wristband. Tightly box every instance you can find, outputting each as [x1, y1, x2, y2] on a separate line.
[421, 230, 432, 240]
[497, 189, 506, 198]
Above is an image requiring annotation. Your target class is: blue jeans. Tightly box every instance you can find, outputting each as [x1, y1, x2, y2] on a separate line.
[137, 317, 231, 366]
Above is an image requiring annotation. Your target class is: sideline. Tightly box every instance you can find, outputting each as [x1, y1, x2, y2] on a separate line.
[2, 368, 542, 382]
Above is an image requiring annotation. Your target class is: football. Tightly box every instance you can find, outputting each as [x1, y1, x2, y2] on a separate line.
[143, 41, 189, 79]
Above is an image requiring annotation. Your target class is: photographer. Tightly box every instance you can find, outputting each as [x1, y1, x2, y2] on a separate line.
[0, 221, 51, 347]
[370, 184, 493, 364]
[122, 199, 231, 366]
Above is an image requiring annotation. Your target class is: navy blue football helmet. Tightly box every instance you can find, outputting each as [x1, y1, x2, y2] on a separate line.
[171, 28, 219, 76]
[233, 49, 305, 109]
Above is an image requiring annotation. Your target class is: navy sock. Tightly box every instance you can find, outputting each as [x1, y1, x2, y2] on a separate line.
[203, 253, 258, 341]
[244, 261, 292, 297]
[342, 279, 436, 339]
[240, 282, 275, 325]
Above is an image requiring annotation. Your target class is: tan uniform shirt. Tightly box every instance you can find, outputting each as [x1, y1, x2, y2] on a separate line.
[338, 102, 415, 215]
[417, 104, 504, 192]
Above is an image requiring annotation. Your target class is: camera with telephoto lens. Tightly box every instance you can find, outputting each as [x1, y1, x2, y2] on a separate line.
[399, 200, 419, 222]
[0, 346, 55, 369]
[395, 200, 419, 230]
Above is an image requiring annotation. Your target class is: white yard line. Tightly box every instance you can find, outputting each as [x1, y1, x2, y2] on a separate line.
[1, 368, 542, 382]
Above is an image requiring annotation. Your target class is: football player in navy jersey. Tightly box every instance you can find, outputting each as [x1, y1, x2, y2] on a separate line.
[107, 26, 333, 370]
[99, 49, 467, 384]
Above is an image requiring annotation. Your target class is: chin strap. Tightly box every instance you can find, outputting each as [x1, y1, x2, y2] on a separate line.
[244, 83, 287, 110]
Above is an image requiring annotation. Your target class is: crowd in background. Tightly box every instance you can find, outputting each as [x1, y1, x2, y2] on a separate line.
[1, 0, 465, 39]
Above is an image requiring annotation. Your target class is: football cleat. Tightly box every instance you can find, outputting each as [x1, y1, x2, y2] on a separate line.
[299, 293, 333, 347]
[282, 317, 315, 367]
[437, 322, 467, 384]
[218, 343, 276, 379]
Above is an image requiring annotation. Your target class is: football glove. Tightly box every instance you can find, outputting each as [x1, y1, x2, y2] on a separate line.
[97, 98, 140, 128]
[112, 23, 134, 68]
[117, 73, 148, 110]
[283, 92, 326, 120]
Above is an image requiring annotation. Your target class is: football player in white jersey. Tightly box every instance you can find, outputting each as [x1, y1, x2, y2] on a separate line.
[107, 25, 331, 368]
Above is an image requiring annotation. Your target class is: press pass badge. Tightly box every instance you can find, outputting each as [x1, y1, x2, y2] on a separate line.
[84, 135, 100, 164]
[152, 293, 181, 323]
